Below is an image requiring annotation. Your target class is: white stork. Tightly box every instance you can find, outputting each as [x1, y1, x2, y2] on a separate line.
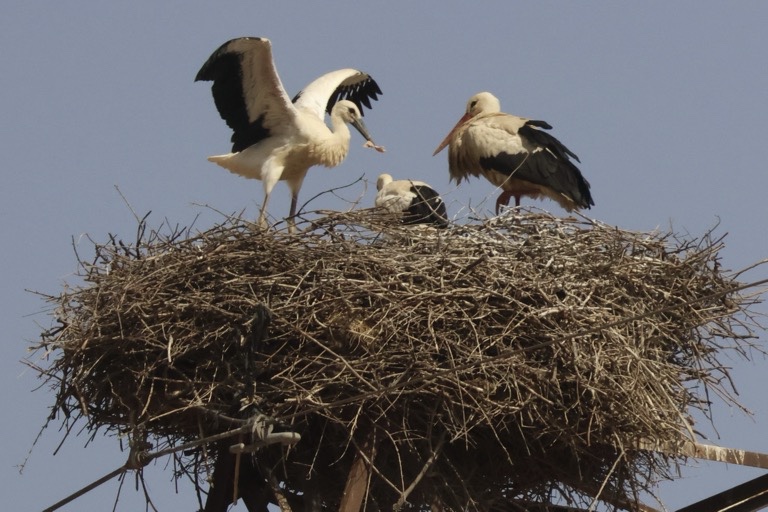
[195, 37, 384, 232]
[433, 92, 593, 213]
[375, 173, 449, 228]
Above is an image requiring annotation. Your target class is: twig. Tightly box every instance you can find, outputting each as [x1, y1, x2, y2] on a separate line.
[393, 431, 446, 511]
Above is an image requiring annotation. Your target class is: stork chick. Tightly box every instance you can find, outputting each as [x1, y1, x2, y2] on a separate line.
[375, 173, 448, 228]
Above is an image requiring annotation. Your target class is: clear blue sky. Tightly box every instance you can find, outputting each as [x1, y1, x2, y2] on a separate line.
[3, 2, 768, 510]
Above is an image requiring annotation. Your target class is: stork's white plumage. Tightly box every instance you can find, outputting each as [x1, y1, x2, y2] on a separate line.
[433, 92, 593, 213]
[195, 37, 384, 232]
[375, 173, 448, 228]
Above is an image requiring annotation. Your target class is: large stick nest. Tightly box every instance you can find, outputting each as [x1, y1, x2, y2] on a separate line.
[32, 208, 763, 511]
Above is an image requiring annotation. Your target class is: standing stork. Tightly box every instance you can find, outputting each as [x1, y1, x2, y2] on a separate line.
[375, 173, 449, 228]
[433, 92, 593, 213]
[195, 37, 385, 232]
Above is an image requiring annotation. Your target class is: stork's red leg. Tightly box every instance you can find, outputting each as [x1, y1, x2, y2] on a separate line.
[496, 191, 513, 214]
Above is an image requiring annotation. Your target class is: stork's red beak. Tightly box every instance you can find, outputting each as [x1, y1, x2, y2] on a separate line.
[432, 112, 472, 156]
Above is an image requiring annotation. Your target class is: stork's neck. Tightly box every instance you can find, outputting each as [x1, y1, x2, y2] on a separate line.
[313, 114, 352, 168]
[329, 113, 352, 140]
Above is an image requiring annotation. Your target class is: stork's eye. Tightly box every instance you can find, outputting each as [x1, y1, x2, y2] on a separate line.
[470, 100, 478, 109]
[348, 107, 355, 114]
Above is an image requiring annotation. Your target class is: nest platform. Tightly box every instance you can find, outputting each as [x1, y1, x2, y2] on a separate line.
[32, 209, 762, 511]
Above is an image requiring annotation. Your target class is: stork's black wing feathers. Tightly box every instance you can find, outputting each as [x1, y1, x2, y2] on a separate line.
[403, 185, 449, 228]
[325, 77, 382, 116]
[195, 38, 272, 152]
[520, 120, 592, 207]
[520, 120, 581, 163]
[525, 119, 553, 130]
[479, 119, 594, 209]
[479, 150, 593, 209]
[196, 44, 251, 136]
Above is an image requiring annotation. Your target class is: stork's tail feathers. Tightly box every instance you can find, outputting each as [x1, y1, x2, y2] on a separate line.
[205, 153, 259, 179]
[207, 154, 235, 165]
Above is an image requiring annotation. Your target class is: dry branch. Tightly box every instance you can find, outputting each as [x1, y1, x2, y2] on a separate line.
[30, 208, 765, 511]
